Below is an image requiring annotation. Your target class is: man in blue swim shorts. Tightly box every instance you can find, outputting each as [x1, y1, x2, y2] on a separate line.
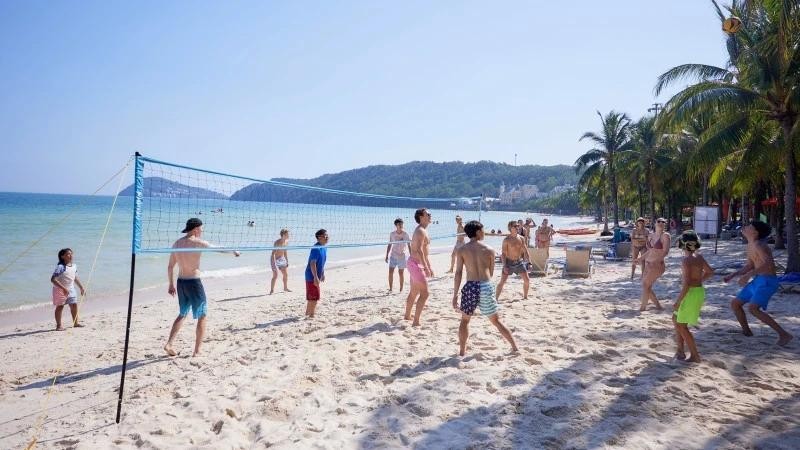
[724, 221, 793, 347]
[452, 220, 518, 356]
[165, 218, 240, 357]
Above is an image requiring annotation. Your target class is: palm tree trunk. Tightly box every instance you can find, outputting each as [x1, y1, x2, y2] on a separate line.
[648, 178, 655, 225]
[609, 161, 619, 228]
[782, 123, 798, 272]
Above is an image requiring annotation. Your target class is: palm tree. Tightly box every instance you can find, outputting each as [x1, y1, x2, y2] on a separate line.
[631, 115, 675, 224]
[655, 0, 800, 271]
[576, 111, 633, 228]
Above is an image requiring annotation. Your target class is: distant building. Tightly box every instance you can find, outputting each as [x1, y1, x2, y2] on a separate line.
[550, 184, 575, 196]
[499, 183, 539, 205]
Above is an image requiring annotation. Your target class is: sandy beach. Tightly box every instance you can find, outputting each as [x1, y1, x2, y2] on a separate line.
[1, 239, 798, 449]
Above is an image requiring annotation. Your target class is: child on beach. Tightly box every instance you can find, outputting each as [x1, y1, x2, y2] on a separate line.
[305, 229, 329, 318]
[385, 219, 411, 292]
[724, 221, 793, 346]
[50, 248, 86, 330]
[672, 231, 713, 363]
[452, 220, 518, 356]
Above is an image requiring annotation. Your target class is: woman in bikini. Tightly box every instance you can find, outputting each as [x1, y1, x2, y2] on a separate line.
[631, 217, 648, 279]
[535, 218, 554, 257]
[637, 218, 670, 311]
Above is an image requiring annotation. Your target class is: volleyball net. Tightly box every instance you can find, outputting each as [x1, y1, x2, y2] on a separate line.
[130, 155, 483, 253]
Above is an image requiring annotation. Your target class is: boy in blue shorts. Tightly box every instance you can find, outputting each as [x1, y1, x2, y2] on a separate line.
[305, 229, 329, 318]
[724, 221, 793, 346]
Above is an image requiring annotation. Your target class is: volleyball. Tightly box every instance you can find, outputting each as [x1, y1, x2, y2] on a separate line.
[722, 16, 742, 34]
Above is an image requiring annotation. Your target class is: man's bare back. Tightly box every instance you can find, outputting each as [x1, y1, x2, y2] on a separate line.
[172, 236, 211, 279]
[458, 240, 495, 282]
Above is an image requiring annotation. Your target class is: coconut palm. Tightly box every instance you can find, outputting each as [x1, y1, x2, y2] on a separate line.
[655, 0, 800, 271]
[576, 111, 633, 228]
[630, 115, 676, 224]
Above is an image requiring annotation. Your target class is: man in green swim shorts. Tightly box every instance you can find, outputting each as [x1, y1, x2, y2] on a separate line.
[672, 230, 713, 363]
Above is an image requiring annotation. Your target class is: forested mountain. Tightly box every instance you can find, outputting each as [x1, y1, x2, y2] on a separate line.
[230, 161, 578, 201]
[119, 177, 228, 199]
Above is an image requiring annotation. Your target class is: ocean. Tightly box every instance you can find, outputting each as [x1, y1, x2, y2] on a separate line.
[0, 192, 592, 313]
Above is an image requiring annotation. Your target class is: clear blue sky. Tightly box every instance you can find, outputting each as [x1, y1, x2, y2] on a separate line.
[0, 0, 728, 195]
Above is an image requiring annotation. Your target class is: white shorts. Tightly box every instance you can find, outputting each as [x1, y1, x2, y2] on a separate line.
[274, 256, 288, 269]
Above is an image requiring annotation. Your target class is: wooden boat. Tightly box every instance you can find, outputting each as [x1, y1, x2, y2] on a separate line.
[556, 227, 596, 235]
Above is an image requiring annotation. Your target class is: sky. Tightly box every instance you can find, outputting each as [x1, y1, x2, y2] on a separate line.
[0, 0, 730, 195]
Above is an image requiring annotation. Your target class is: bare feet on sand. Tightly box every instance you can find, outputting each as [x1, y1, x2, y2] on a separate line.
[73, 323, 84, 328]
[55, 327, 65, 331]
[777, 333, 794, 347]
[674, 352, 686, 361]
[742, 329, 754, 337]
[164, 345, 178, 357]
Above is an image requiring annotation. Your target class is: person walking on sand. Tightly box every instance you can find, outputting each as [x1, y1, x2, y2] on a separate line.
[672, 231, 714, 363]
[447, 215, 466, 273]
[50, 248, 86, 330]
[304, 229, 329, 318]
[724, 221, 793, 346]
[269, 229, 291, 295]
[385, 219, 411, 292]
[164, 218, 240, 357]
[631, 217, 648, 279]
[636, 218, 670, 311]
[404, 208, 434, 327]
[495, 221, 531, 300]
[452, 220, 518, 356]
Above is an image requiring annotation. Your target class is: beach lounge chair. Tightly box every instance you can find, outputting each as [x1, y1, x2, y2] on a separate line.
[528, 247, 549, 276]
[604, 241, 631, 261]
[778, 272, 800, 294]
[564, 246, 593, 278]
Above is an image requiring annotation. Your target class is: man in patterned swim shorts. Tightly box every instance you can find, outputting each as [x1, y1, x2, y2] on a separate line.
[452, 220, 518, 356]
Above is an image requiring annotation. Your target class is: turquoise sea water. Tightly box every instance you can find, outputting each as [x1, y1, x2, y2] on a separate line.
[0, 192, 590, 312]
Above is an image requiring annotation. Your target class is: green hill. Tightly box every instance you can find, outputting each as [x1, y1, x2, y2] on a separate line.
[230, 161, 578, 203]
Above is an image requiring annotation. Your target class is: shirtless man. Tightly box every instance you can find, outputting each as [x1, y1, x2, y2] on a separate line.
[452, 220, 518, 356]
[495, 221, 531, 300]
[724, 221, 793, 346]
[523, 218, 535, 248]
[447, 215, 466, 273]
[165, 218, 240, 357]
[269, 229, 291, 295]
[404, 208, 435, 326]
[535, 218, 555, 257]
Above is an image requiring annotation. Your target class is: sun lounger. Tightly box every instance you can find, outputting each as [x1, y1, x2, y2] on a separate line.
[778, 272, 800, 294]
[564, 247, 593, 278]
[604, 242, 631, 261]
[528, 247, 549, 276]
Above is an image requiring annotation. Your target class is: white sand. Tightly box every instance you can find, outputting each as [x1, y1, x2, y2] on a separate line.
[1, 240, 799, 449]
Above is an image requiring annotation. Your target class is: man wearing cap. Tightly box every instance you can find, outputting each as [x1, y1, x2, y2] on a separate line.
[164, 218, 240, 357]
